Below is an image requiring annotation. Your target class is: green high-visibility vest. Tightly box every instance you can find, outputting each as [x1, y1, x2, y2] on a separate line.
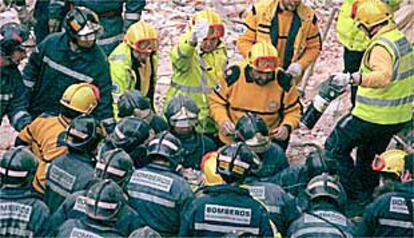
[352, 28, 414, 124]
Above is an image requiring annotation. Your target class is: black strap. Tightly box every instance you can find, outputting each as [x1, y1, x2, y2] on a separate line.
[284, 12, 302, 69]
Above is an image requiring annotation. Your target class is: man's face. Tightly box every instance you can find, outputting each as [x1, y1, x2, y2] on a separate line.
[132, 50, 151, 63]
[10, 49, 26, 65]
[282, 0, 301, 11]
[250, 68, 275, 86]
[200, 38, 220, 53]
[76, 33, 97, 49]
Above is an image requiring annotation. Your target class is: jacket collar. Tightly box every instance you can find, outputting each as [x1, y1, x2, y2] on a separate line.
[203, 184, 251, 196]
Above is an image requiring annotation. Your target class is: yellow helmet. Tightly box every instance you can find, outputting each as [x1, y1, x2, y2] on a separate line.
[355, 0, 393, 29]
[192, 8, 225, 39]
[60, 83, 100, 114]
[124, 20, 159, 53]
[382, 0, 402, 11]
[248, 42, 279, 72]
[372, 149, 407, 176]
[200, 152, 224, 186]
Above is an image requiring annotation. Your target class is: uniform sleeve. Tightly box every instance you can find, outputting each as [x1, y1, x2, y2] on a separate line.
[360, 45, 393, 88]
[124, 0, 146, 30]
[236, 7, 258, 58]
[357, 199, 381, 236]
[92, 55, 115, 128]
[170, 32, 196, 73]
[280, 88, 301, 129]
[109, 53, 130, 116]
[178, 200, 197, 237]
[16, 121, 35, 145]
[259, 211, 275, 237]
[7, 74, 32, 131]
[22, 40, 46, 91]
[296, 15, 322, 69]
[33, 204, 50, 237]
[48, 194, 77, 232]
[208, 76, 232, 127]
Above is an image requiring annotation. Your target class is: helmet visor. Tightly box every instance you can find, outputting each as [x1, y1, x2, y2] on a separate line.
[207, 24, 225, 39]
[252, 56, 278, 72]
[244, 133, 270, 154]
[134, 38, 159, 53]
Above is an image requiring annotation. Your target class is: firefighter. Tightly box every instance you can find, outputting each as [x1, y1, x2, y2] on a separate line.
[179, 142, 274, 237]
[55, 180, 126, 237]
[44, 115, 103, 213]
[98, 117, 152, 169]
[234, 112, 289, 176]
[287, 173, 356, 237]
[165, 8, 228, 138]
[337, 0, 402, 106]
[358, 151, 414, 236]
[237, 0, 321, 83]
[164, 95, 217, 170]
[0, 22, 32, 131]
[127, 131, 195, 236]
[49, 149, 144, 237]
[117, 90, 168, 134]
[268, 149, 336, 198]
[110, 21, 159, 113]
[209, 41, 301, 150]
[326, 0, 414, 208]
[0, 147, 50, 237]
[21, 6, 115, 133]
[15, 83, 100, 194]
[68, 0, 146, 55]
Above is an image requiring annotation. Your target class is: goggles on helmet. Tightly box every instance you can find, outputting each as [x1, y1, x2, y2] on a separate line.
[242, 133, 271, 154]
[169, 107, 198, 128]
[206, 24, 225, 39]
[371, 155, 386, 172]
[252, 56, 278, 72]
[134, 38, 159, 53]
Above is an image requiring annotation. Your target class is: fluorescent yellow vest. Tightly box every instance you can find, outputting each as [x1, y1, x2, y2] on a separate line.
[336, 0, 370, 52]
[352, 28, 414, 124]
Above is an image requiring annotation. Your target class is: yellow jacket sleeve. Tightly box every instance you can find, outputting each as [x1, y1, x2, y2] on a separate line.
[170, 32, 196, 73]
[18, 123, 34, 144]
[208, 77, 232, 127]
[280, 88, 302, 129]
[296, 17, 322, 69]
[237, 8, 258, 58]
[361, 45, 393, 88]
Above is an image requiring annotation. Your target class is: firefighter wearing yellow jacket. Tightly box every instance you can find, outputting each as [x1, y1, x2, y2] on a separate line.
[237, 0, 321, 82]
[109, 20, 159, 120]
[337, 0, 401, 106]
[209, 42, 301, 149]
[326, 0, 414, 209]
[164, 8, 228, 136]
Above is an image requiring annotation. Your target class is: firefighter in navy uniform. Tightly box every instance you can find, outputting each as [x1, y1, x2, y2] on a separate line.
[234, 112, 289, 176]
[98, 117, 152, 169]
[0, 23, 32, 131]
[179, 142, 274, 237]
[44, 115, 103, 213]
[16, 82, 100, 194]
[56, 180, 126, 237]
[0, 147, 50, 237]
[358, 150, 414, 237]
[117, 90, 168, 134]
[209, 41, 301, 150]
[268, 149, 336, 198]
[127, 131, 195, 236]
[49, 148, 144, 237]
[165, 95, 217, 170]
[21, 6, 115, 133]
[69, 0, 146, 55]
[287, 173, 356, 237]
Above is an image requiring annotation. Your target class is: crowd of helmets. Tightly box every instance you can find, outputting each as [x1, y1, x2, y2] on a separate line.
[1, 0, 414, 237]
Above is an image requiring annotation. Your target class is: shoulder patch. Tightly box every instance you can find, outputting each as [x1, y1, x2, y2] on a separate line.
[224, 65, 241, 87]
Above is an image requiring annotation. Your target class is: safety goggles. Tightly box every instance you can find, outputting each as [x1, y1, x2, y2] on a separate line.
[371, 155, 385, 172]
[169, 106, 198, 128]
[206, 24, 225, 39]
[243, 133, 271, 154]
[252, 56, 278, 72]
[134, 38, 159, 53]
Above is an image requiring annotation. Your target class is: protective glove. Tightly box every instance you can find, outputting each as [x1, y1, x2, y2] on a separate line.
[220, 120, 235, 136]
[286, 63, 303, 78]
[277, 70, 294, 92]
[190, 19, 210, 44]
[330, 72, 351, 87]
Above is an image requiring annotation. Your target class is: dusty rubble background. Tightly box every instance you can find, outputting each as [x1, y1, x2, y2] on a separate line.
[1, 0, 411, 164]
